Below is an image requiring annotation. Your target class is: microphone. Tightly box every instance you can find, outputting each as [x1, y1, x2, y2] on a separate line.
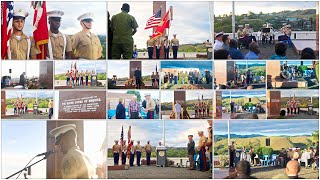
[35, 150, 55, 157]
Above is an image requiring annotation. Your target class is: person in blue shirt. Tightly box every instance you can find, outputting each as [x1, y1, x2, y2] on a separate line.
[244, 42, 260, 60]
[229, 39, 244, 59]
[270, 42, 288, 60]
[116, 98, 126, 119]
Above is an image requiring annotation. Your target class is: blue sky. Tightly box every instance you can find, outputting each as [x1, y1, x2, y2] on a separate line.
[6, 91, 53, 99]
[214, 1, 316, 16]
[108, 2, 211, 49]
[161, 61, 212, 73]
[11, 2, 106, 35]
[55, 61, 107, 75]
[214, 120, 318, 136]
[280, 61, 313, 66]
[107, 121, 211, 147]
[2, 120, 105, 179]
[281, 90, 319, 98]
[221, 90, 266, 98]
[236, 61, 266, 66]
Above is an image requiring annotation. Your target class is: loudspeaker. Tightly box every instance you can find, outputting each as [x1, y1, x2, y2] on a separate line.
[9, 69, 11, 73]
[249, 98, 252, 102]
[266, 138, 270, 146]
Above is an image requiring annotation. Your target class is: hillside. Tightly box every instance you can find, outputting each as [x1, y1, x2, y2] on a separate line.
[107, 147, 189, 158]
[215, 9, 316, 33]
[138, 43, 208, 52]
[55, 73, 106, 80]
[280, 97, 319, 108]
[214, 135, 313, 155]
[161, 99, 213, 111]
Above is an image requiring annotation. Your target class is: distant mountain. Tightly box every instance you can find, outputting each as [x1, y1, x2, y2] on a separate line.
[214, 134, 265, 142]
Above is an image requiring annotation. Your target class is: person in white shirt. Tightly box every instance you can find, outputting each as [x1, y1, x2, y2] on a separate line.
[213, 32, 224, 51]
[174, 101, 182, 119]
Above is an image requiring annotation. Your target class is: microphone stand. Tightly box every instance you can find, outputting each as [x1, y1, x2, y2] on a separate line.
[5, 155, 48, 179]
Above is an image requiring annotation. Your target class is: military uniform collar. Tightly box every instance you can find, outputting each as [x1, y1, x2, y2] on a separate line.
[11, 32, 29, 40]
[80, 30, 93, 38]
[49, 30, 62, 37]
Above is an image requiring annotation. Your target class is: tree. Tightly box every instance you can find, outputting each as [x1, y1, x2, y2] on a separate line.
[312, 130, 319, 142]
[126, 91, 141, 101]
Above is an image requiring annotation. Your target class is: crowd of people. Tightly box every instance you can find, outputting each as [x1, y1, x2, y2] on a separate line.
[228, 141, 319, 179]
[115, 94, 159, 119]
[65, 69, 96, 87]
[11, 99, 53, 119]
[112, 120, 212, 174]
[171, 100, 211, 119]
[229, 101, 264, 114]
[162, 70, 212, 86]
[213, 24, 317, 60]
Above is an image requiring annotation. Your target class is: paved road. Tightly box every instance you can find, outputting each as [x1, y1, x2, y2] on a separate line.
[108, 166, 212, 179]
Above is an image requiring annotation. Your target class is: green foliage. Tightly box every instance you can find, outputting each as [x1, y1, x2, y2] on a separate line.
[312, 130, 319, 142]
[126, 91, 141, 101]
[257, 147, 273, 158]
[298, 65, 309, 74]
[55, 73, 106, 80]
[6, 98, 50, 108]
[244, 102, 255, 109]
[215, 9, 316, 33]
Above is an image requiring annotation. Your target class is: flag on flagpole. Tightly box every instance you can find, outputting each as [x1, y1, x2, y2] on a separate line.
[151, 6, 173, 39]
[145, 7, 161, 29]
[120, 126, 124, 160]
[127, 126, 132, 158]
[31, 1, 48, 59]
[1, 1, 14, 59]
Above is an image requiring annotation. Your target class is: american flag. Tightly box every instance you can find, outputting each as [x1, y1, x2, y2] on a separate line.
[145, 8, 161, 29]
[120, 126, 124, 146]
[1, 1, 14, 59]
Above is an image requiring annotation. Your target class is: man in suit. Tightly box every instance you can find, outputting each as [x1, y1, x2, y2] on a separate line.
[134, 67, 142, 89]
[187, 135, 195, 170]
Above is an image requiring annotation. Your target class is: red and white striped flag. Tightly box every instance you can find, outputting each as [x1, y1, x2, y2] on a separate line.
[145, 7, 161, 30]
[1, 1, 14, 59]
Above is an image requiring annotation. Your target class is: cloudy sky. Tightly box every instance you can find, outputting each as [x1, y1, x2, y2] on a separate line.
[161, 61, 213, 73]
[107, 90, 160, 100]
[2, 61, 39, 78]
[221, 90, 266, 98]
[6, 91, 53, 99]
[214, 120, 318, 136]
[280, 60, 313, 66]
[2, 120, 106, 179]
[12, 2, 106, 36]
[107, 120, 210, 147]
[161, 90, 213, 103]
[107, 61, 159, 78]
[281, 90, 319, 98]
[235, 61, 266, 66]
[55, 61, 107, 74]
[108, 2, 211, 49]
[214, 1, 316, 16]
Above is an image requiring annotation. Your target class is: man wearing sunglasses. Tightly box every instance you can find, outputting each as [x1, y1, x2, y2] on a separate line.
[72, 13, 102, 60]
[50, 124, 95, 178]
[47, 10, 72, 59]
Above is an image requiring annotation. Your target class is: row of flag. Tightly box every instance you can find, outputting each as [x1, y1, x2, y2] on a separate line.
[145, 6, 173, 39]
[1, 1, 49, 59]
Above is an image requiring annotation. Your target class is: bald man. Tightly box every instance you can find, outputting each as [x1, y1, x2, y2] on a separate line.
[235, 161, 256, 179]
[286, 159, 300, 179]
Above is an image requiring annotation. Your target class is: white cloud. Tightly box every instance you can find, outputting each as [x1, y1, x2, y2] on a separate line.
[108, 2, 211, 49]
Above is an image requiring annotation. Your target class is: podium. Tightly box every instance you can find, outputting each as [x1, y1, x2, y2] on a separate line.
[234, 149, 242, 166]
[91, 75, 97, 86]
[156, 146, 167, 167]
